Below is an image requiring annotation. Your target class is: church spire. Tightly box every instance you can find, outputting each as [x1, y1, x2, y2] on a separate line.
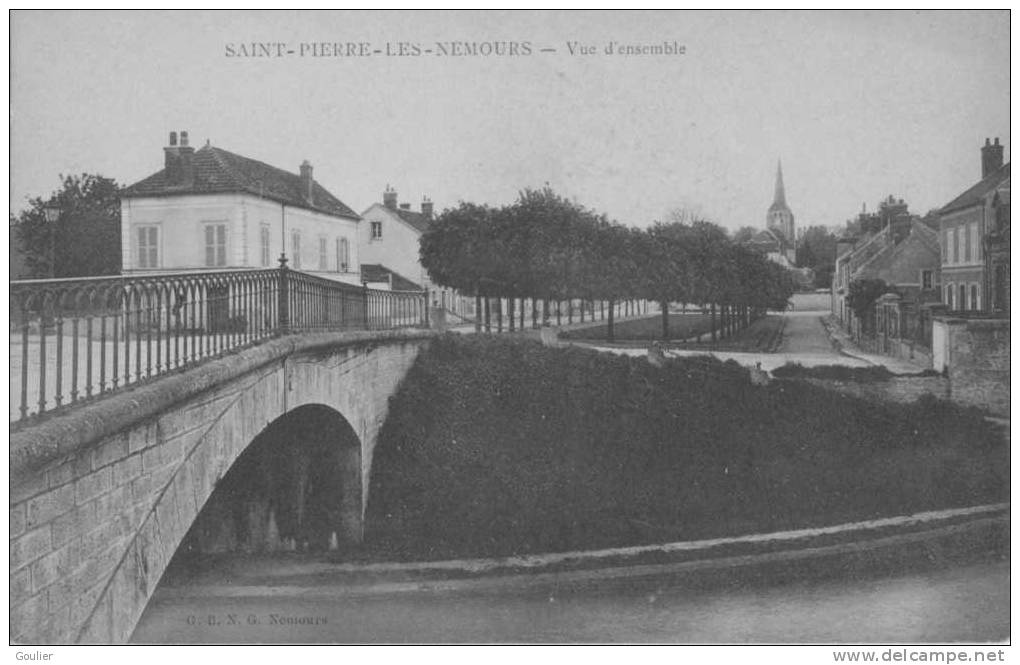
[772, 159, 786, 208]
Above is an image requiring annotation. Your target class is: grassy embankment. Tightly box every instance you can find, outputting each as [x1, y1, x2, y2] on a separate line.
[772, 363, 941, 381]
[363, 335, 1006, 561]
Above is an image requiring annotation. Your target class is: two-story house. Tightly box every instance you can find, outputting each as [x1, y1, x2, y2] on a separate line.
[120, 131, 361, 283]
[359, 186, 432, 290]
[938, 138, 1010, 312]
[831, 196, 941, 331]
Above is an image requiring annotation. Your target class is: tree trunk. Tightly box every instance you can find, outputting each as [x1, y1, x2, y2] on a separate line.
[496, 297, 503, 333]
[475, 291, 482, 333]
[556, 301, 562, 326]
[661, 300, 669, 339]
[519, 298, 525, 330]
[568, 299, 573, 324]
[710, 303, 717, 342]
[508, 297, 515, 332]
[484, 296, 491, 333]
[607, 299, 615, 343]
[532, 298, 538, 329]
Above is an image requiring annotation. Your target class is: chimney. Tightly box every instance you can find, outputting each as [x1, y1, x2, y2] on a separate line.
[164, 129, 195, 186]
[383, 185, 397, 210]
[421, 196, 434, 219]
[299, 160, 314, 204]
[399, 203, 411, 210]
[890, 215, 912, 243]
[836, 237, 856, 260]
[982, 137, 1004, 179]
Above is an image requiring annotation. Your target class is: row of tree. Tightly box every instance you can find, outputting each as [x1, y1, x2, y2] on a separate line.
[420, 188, 796, 340]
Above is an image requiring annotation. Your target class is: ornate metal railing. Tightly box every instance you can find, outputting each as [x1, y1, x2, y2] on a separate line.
[10, 266, 427, 424]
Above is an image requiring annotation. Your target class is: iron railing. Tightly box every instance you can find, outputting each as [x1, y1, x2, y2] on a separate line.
[10, 266, 427, 424]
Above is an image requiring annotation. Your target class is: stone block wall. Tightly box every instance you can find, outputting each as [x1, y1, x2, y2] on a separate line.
[10, 332, 430, 644]
[937, 318, 1011, 417]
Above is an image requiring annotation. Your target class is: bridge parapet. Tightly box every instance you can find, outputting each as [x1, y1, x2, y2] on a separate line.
[10, 266, 428, 425]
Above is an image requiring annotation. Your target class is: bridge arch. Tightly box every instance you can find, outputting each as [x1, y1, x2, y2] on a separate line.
[9, 332, 431, 644]
[176, 404, 365, 557]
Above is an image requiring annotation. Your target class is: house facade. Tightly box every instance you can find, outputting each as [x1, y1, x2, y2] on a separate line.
[984, 178, 1010, 312]
[120, 131, 361, 284]
[938, 138, 1010, 313]
[359, 186, 433, 290]
[831, 196, 941, 332]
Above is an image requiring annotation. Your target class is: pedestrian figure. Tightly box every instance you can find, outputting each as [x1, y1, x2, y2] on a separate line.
[750, 361, 771, 386]
[647, 341, 667, 367]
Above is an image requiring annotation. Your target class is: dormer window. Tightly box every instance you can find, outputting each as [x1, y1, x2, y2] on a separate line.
[371, 221, 383, 240]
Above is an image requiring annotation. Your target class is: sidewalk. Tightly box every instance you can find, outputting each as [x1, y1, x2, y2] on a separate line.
[152, 502, 1008, 598]
[443, 309, 656, 340]
[820, 316, 930, 375]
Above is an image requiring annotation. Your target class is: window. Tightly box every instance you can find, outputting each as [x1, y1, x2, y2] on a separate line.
[204, 223, 227, 267]
[942, 230, 948, 263]
[952, 227, 960, 264]
[260, 225, 271, 267]
[971, 284, 980, 312]
[959, 284, 966, 311]
[945, 283, 954, 309]
[371, 221, 382, 240]
[291, 230, 301, 269]
[136, 226, 159, 269]
[921, 270, 933, 290]
[970, 223, 980, 263]
[318, 236, 328, 271]
[336, 236, 349, 272]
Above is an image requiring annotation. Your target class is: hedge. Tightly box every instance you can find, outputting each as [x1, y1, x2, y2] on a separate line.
[363, 335, 1006, 561]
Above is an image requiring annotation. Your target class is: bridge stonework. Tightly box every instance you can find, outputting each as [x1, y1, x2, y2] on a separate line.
[10, 330, 434, 644]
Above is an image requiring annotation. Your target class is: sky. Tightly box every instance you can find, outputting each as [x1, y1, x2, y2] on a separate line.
[10, 10, 1011, 234]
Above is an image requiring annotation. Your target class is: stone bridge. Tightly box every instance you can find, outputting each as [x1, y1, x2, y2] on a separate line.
[10, 329, 435, 644]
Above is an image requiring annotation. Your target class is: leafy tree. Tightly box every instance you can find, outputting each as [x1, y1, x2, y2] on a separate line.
[731, 226, 758, 244]
[797, 225, 837, 269]
[847, 278, 892, 337]
[13, 174, 121, 278]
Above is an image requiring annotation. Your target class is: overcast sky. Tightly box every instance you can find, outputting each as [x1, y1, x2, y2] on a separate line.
[10, 10, 1010, 233]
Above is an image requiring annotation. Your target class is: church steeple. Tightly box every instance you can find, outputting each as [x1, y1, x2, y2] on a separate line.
[765, 158, 795, 256]
[772, 160, 787, 208]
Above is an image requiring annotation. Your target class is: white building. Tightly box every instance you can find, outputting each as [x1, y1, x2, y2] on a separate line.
[120, 131, 361, 283]
[359, 186, 433, 291]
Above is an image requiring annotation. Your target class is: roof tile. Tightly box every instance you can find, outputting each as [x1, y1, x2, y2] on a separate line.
[940, 163, 1011, 215]
[121, 145, 360, 219]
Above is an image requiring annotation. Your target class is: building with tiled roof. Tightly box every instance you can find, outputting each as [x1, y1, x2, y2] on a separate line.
[938, 138, 1010, 312]
[358, 187, 476, 320]
[746, 227, 795, 269]
[360, 263, 425, 292]
[359, 186, 435, 290]
[832, 196, 941, 333]
[120, 131, 361, 283]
